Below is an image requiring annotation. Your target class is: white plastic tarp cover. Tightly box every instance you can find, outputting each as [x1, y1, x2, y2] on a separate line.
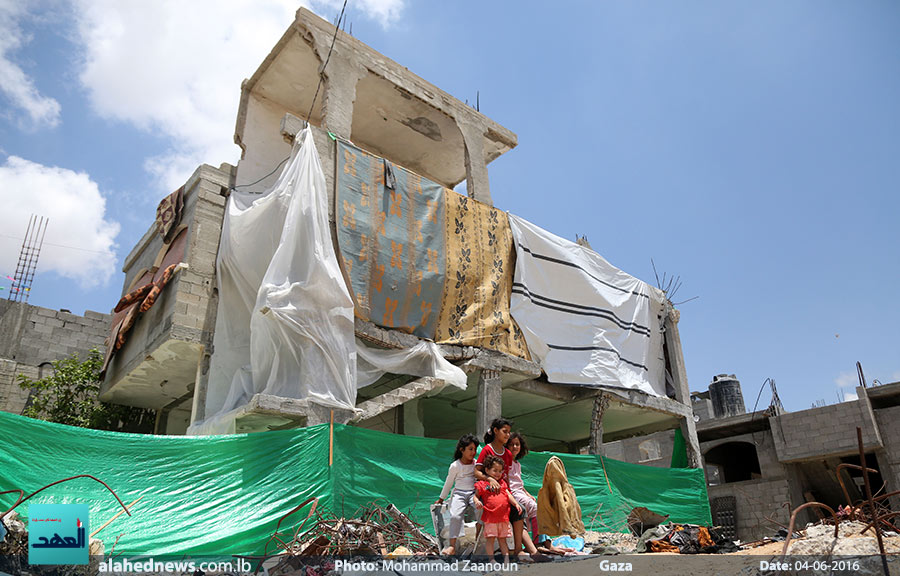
[196, 128, 357, 433]
[356, 338, 467, 390]
[507, 214, 666, 397]
[191, 128, 466, 435]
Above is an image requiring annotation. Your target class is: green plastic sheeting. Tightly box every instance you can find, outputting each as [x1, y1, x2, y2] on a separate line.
[0, 411, 710, 555]
[671, 428, 689, 468]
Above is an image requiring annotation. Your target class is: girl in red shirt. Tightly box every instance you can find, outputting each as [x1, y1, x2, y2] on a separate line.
[474, 455, 522, 562]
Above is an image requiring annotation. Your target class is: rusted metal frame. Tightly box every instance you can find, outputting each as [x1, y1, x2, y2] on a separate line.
[861, 511, 900, 536]
[0, 475, 130, 522]
[0, 489, 25, 517]
[263, 496, 318, 556]
[835, 462, 879, 516]
[856, 427, 889, 576]
[780, 502, 839, 558]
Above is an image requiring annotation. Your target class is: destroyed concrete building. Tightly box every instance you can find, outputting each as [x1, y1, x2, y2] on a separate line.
[98, 7, 704, 462]
[0, 300, 110, 414]
[605, 374, 900, 542]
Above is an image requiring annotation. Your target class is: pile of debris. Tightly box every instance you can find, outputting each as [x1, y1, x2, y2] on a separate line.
[264, 498, 438, 558]
[637, 523, 739, 554]
[1, 512, 106, 576]
[255, 499, 439, 576]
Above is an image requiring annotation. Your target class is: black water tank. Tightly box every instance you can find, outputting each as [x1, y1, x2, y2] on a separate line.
[709, 374, 746, 418]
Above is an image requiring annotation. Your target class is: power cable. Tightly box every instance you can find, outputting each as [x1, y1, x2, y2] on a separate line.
[0, 233, 110, 255]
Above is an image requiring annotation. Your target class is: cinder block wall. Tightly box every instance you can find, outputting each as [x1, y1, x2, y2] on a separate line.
[603, 430, 677, 468]
[770, 400, 881, 462]
[708, 478, 791, 542]
[0, 300, 111, 414]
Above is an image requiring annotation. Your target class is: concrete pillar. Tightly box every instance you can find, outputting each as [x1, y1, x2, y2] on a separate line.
[476, 369, 502, 439]
[457, 121, 492, 205]
[664, 307, 703, 468]
[403, 398, 426, 437]
[589, 394, 609, 455]
[319, 53, 366, 139]
[306, 403, 354, 426]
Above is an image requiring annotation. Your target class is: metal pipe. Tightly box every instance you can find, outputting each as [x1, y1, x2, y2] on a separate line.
[780, 502, 839, 558]
[857, 427, 889, 576]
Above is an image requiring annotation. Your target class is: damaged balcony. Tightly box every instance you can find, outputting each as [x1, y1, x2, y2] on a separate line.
[233, 7, 515, 205]
[100, 163, 233, 433]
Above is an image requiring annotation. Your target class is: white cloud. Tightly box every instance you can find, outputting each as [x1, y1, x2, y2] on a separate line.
[0, 156, 119, 289]
[0, 0, 62, 128]
[72, 0, 405, 193]
[313, 0, 405, 27]
[834, 371, 857, 389]
[842, 391, 859, 402]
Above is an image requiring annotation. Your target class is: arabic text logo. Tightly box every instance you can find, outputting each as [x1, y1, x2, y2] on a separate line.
[28, 504, 89, 565]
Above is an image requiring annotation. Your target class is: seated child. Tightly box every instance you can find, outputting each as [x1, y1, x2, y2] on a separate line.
[507, 432, 539, 538]
[435, 434, 479, 555]
[474, 455, 522, 562]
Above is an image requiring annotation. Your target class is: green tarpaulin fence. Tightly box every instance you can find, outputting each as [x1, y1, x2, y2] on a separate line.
[0, 411, 710, 555]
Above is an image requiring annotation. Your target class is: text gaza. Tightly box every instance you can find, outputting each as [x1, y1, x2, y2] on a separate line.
[598, 559, 633, 571]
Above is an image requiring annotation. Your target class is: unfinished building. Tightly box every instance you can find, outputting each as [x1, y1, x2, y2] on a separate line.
[0, 300, 110, 415]
[605, 374, 900, 542]
[99, 8, 702, 462]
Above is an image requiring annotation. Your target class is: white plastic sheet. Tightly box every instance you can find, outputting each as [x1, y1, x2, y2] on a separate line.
[508, 214, 666, 397]
[193, 127, 357, 434]
[356, 338, 467, 390]
[190, 128, 466, 436]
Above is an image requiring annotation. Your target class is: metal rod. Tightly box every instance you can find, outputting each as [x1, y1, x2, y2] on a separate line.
[780, 502, 839, 557]
[857, 427, 889, 576]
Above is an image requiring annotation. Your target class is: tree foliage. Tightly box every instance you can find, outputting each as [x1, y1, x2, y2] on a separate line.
[17, 349, 155, 432]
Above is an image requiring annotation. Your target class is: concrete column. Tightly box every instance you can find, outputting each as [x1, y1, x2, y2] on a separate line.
[664, 307, 703, 468]
[306, 403, 354, 426]
[457, 121, 492, 205]
[403, 398, 426, 437]
[476, 369, 502, 439]
[319, 54, 366, 139]
[589, 394, 609, 455]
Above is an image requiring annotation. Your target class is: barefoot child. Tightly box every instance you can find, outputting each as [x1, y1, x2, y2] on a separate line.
[507, 432, 539, 538]
[474, 455, 522, 562]
[435, 434, 479, 555]
[475, 419, 539, 561]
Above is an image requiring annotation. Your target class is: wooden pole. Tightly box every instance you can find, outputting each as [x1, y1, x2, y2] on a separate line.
[90, 495, 143, 538]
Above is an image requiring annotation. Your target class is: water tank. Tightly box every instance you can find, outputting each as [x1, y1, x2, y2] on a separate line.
[709, 374, 746, 418]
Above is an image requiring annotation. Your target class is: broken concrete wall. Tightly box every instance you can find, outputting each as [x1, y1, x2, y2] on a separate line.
[0, 300, 110, 414]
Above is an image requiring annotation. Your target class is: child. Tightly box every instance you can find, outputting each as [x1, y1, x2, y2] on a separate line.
[474, 455, 522, 562]
[475, 418, 534, 560]
[474, 418, 513, 487]
[435, 434, 479, 555]
[507, 432, 539, 539]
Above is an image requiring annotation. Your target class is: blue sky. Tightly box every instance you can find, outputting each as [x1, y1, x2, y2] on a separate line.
[1, 1, 897, 411]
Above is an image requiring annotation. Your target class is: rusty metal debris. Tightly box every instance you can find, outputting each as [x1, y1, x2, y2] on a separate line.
[777, 427, 894, 576]
[779, 502, 840, 556]
[0, 474, 131, 523]
[262, 498, 438, 558]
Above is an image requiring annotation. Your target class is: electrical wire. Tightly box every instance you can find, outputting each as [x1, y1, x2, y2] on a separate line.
[0, 233, 110, 255]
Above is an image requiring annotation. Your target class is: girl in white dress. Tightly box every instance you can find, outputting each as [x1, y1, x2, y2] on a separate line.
[435, 434, 479, 555]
